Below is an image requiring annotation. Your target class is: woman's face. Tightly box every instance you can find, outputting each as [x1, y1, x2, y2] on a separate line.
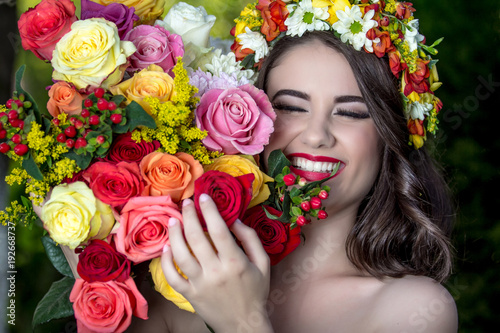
[263, 40, 382, 213]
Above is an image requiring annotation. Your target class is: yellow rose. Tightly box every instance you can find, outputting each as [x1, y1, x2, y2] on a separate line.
[312, 0, 351, 24]
[110, 64, 175, 115]
[92, 0, 165, 24]
[149, 257, 195, 313]
[204, 155, 273, 208]
[51, 18, 136, 91]
[87, 199, 115, 241]
[41, 182, 97, 249]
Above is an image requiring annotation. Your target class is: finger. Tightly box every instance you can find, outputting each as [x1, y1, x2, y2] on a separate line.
[181, 198, 219, 265]
[230, 220, 270, 277]
[198, 194, 246, 260]
[160, 244, 190, 294]
[168, 217, 202, 277]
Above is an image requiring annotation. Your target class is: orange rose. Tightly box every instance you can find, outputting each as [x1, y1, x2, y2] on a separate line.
[256, 0, 289, 42]
[47, 81, 85, 117]
[139, 152, 204, 202]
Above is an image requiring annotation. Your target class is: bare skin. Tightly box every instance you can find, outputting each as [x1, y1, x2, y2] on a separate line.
[126, 41, 458, 332]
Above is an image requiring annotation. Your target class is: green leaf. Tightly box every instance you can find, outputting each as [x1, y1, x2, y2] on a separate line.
[14, 65, 42, 121]
[267, 150, 291, 178]
[63, 150, 93, 170]
[113, 100, 156, 134]
[291, 206, 302, 216]
[41, 235, 74, 278]
[22, 153, 44, 180]
[32, 276, 75, 328]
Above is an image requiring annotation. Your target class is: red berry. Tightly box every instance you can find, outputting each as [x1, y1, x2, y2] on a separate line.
[8, 110, 18, 120]
[9, 119, 20, 128]
[0, 142, 10, 153]
[15, 100, 24, 108]
[66, 139, 75, 148]
[84, 99, 93, 108]
[318, 190, 329, 200]
[107, 101, 117, 111]
[75, 119, 84, 129]
[0, 112, 6, 118]
[5, 99, 13, 108]
[89, 115, 100, 126]
[96, 135, 105, 145]
[64, 126, 77, 138]
[52, 118, 60, 126]
[75, 137, 87, 149]
[279, 195, 284, 202]
[310, 196, 322, 210]
[14, 144, 28, 156]
[69, 117, 77, 125]
[94, 88, 105, 99]
[56, 133, 67, 143]
[81, 109, 90, 118]
[380, 16, 390, 27]
[296, 215, 307, 227]
[110, 113, 122, 124]
[11, 134, 22, 144]
[0, 129, 6, 139]
[97, 98, 108, 111]
[17, 120, 24, 129]
[298, 177, 307, 186]
[283, 174, 296, 186]
[318, 210, 328, 220]
[300, 201, 311, 212]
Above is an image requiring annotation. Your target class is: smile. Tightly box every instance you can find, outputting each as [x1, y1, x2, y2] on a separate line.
[288, 153, 345, 182]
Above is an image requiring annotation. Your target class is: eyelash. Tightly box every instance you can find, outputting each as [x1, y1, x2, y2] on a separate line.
[272, 103, 370, 119]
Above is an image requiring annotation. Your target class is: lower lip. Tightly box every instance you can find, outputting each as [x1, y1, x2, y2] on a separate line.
[290, 166, 343, 182]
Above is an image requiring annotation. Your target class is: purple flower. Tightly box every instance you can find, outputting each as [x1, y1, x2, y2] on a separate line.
[81, 0, 138, 39]
[189, 70, 251, 97]
[124, 25, 184, 76]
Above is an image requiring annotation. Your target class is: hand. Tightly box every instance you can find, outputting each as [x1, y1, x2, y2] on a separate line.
[161, 194, 273, 333]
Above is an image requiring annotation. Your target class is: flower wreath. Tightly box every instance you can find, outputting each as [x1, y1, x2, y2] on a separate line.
[0, 1, 339, 331]
[231, 0, 444, 148]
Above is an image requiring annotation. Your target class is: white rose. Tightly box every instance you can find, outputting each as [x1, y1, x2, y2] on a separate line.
[155, 2, 216, 48]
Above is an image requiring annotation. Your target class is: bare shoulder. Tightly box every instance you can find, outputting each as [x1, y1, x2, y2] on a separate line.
[369, 275, 458, 333]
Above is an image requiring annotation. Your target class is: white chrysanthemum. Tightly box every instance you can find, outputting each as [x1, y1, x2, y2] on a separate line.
[205, 49, 255, 82]
[405, 19, 425, 52]
[406, 101, 433, 120]
[284, 0, 329, 37]
[332, 6, 379, 52]
[238, 27, 269, 63]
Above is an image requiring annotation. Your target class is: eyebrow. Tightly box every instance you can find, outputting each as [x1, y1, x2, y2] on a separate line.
[271, 89, 365, 104]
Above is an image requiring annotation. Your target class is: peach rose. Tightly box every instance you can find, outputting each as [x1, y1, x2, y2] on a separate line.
[70, 277, 148, 333]
[139, 152, 204, 202]
[47, 81, 85, 117]
[114, 195, 182, 263]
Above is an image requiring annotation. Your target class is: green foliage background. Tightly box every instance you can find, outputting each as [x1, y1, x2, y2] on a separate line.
[1, 0, 499, 332]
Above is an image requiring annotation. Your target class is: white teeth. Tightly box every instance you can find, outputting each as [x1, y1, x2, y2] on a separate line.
[291, 157, 335, 173]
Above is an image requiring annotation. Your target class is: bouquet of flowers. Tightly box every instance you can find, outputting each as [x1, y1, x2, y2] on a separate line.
[0, 1, 336, 331]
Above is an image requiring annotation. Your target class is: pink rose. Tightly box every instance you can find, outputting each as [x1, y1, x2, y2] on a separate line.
[18, 0, 77, 61]
[114, 196, 182, 263]
[70, 277, 148, 333]
[195, 84, 276, 155]
[83, 161, 145, 211]
[124, 24, 184, 76]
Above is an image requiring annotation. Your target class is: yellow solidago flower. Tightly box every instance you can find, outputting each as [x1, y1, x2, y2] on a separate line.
[5, 168, 29, 186]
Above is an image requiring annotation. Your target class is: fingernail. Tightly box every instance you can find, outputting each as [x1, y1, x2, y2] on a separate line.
[163, 244, 169, 253]
[235, 218, 242, 224]
[169, 217, 178, 227]
[199, 193, 210, 202]
[182, 198, 192, 207]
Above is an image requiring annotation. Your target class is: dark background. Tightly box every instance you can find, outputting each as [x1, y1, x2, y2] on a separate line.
[1, 0, 499, 332]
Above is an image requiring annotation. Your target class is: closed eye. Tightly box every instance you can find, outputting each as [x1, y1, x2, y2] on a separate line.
[272, 103, 307, 113]
[335, 109, 370, 119]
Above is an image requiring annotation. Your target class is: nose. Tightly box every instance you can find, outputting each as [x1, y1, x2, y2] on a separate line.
[300, 110, 335, 149]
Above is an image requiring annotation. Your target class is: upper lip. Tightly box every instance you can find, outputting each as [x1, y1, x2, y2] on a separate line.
[287, 153, 343, 165]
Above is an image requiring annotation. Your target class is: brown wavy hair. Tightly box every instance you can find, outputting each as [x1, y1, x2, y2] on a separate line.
[257, 31, 454, 283]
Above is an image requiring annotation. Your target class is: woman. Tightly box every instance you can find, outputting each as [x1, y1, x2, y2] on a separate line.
[128, 30, 457, 332]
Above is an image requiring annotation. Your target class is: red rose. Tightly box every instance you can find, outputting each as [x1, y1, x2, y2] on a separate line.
[242, 205, 301, 265]
[18, 0, 77, 61]
[83, 161, 145, 211]
[194, 170, 254, 229]
[70, 277, 148, 333]
[105, 132, 160, 164]
[114, 195, 183, 263]
[77, 239, 131, 283]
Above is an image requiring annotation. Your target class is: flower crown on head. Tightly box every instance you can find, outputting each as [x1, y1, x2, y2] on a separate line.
[230, 0, 443, 149]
